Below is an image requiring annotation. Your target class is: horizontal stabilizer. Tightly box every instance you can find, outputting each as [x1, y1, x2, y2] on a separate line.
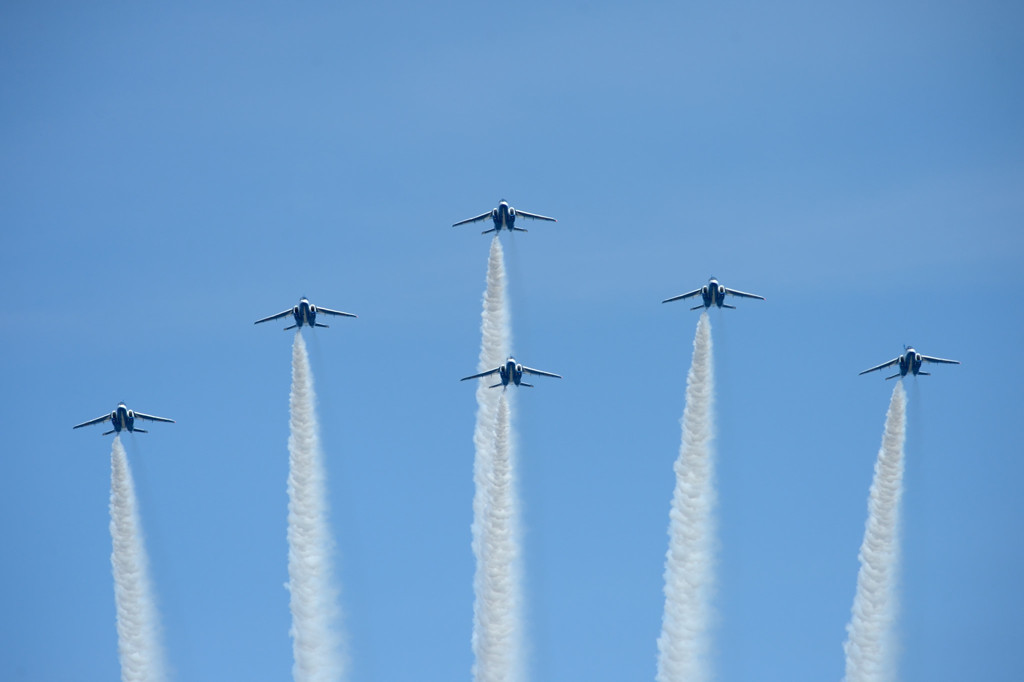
[917, 371, 930, 376]
[489, 382, 503, 389]
[722, 304, 736, 309]
[885, 373, 901, 380]
[481, 228, 498, 235]
[511, 227, 528, 232]
[520, 382, 534, 387]
[690, 304, 704, 311]
[315, 323, 329, 328]
[284, 324, 298, 331]
[134, 428, 148, 433]
[102, 429, 116, 436]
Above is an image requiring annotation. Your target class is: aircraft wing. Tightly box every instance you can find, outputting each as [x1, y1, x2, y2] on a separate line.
[521, 366, 562, 379]
[724, 287, 766, 301]
[134, 412, 176, 424]
[858, 357, 900, 375]
[317, 307, 357, 318]
[515, 209, 556, 222]
[460, 367, 500, 381]
[921, 355, 960, 366]
[452, 211, 492, 227]
[254, 309, 292, 325]
[661, 289, 702, 304]
[73, 414, 112, 429]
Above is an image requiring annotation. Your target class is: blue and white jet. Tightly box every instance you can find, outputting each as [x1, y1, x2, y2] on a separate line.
[662, 276, 766, 310]
[453, 200, 556, 234]
[859, 346, 960, 380]
[73, 402, 175, 435]
[255, 297, 357, 330]
[460, 356, 562, 389]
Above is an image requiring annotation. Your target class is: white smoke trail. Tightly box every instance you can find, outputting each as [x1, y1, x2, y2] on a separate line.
[843, 381, 907, 682]
[471, 236, 522, 682]
[657, 312, 716, 682]
[476, 393, 522, 682]
[288, 332, 345, 682]
[109, 436, 166, 682]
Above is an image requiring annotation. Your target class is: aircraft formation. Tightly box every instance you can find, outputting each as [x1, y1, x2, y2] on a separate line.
[73, 197, 960, 434]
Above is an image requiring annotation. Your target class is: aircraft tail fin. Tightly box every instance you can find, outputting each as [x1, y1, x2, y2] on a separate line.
[315, 322, 329, 328]
[102, 429, 116, 436]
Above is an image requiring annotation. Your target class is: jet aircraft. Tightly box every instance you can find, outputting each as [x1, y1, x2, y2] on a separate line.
[662, 276, 766, 310]
[452, 200, 556, 234]
[74, 402, 175, 435]
[460, 356, 562, 389]
[255, 297, 356, 330]
[859, 346, 960, 380]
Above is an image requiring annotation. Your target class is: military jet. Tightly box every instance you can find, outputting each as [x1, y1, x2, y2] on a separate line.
[461, 356, 562, 389]
[662, 276, 765, 310]
[453, 199, 556, 234]
[74, 402, 175, 435]
[255, 297, 356, 330]
[859, 346, 960, 380]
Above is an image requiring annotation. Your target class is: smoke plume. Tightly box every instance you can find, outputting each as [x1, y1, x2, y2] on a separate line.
[471, 236, 522, 682]
[109, 436, 166, 682]
[288, 332, 345, 682]
[657, 312, 716, 682]
[843, 381, 907, 682]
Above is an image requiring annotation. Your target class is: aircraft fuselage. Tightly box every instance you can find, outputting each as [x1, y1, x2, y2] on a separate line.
[700, 279, 729, 308]
[899, 348, 926, 377]
[292, 298, 318, 328]
[109, 403, 136, 433]
[498, 359, 526, 387]
[491, 201, 516, 232]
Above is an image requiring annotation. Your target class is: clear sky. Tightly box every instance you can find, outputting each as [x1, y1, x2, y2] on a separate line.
[1, 1, 1022, 680]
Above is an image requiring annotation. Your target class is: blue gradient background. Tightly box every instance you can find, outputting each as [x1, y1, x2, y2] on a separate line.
[1, 2, 1021, 680]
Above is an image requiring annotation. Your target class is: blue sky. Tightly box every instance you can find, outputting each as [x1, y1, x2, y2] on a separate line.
[1, 1, 1022, 680]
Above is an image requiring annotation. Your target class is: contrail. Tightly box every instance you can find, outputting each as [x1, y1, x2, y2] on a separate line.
[109, 437, 166, 682]
[471, 236, 522, 682]
[843, 381, 907, 682]
[288, 333, 345, 682]
[657, 312, 716, 682]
